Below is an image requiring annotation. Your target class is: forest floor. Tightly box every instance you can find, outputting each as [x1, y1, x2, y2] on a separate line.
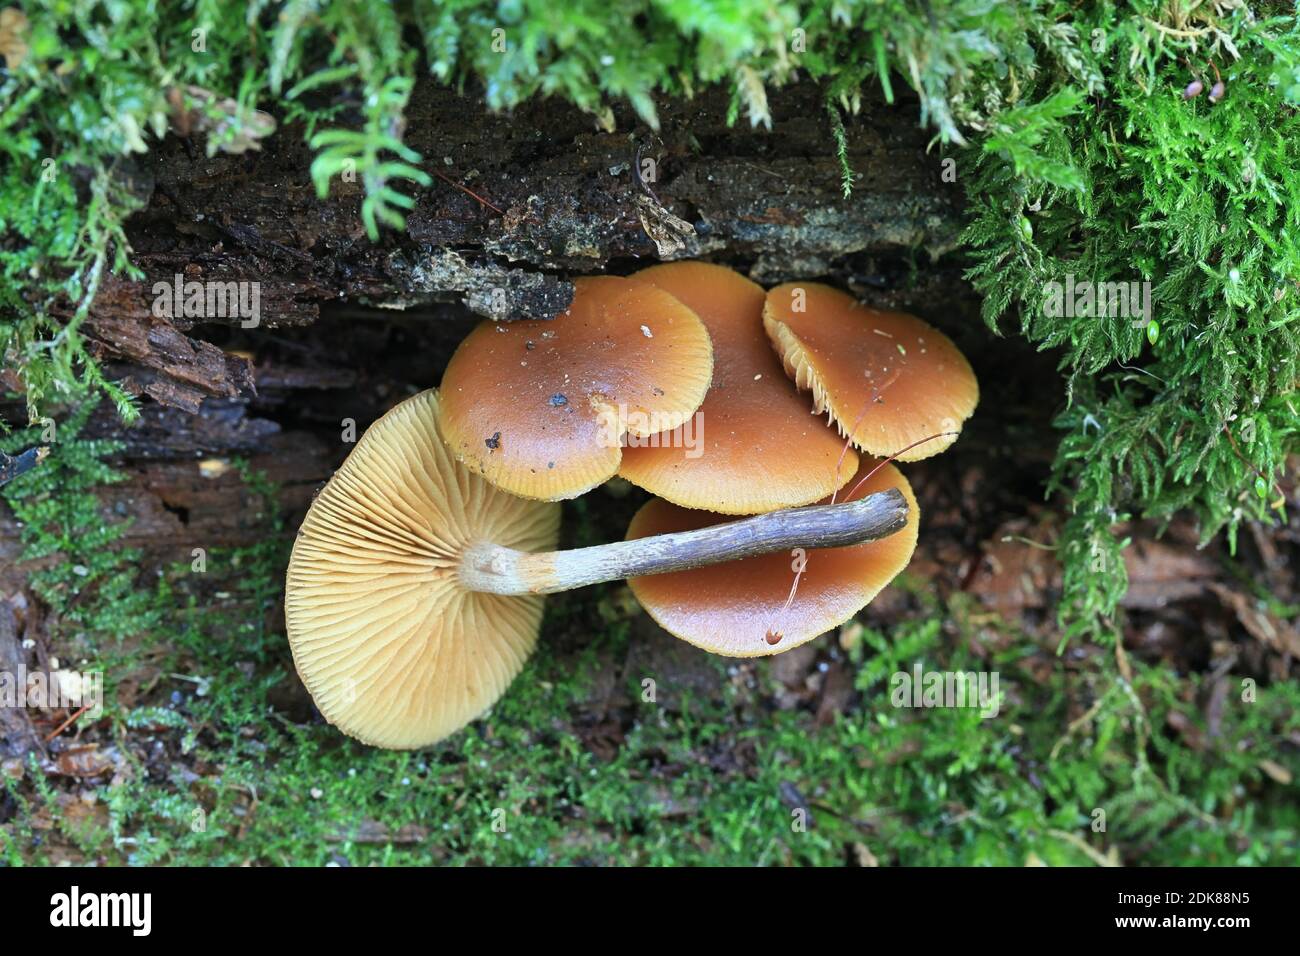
[2, 320, 1297, 866]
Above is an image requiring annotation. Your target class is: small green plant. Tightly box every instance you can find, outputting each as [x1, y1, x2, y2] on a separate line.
[0, 398, 160, 644]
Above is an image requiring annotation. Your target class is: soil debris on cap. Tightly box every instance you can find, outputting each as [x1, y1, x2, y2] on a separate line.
[437, 275, 713, 500]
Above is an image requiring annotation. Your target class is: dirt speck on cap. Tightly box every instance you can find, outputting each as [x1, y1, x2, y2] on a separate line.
[485, 432, 501, 451]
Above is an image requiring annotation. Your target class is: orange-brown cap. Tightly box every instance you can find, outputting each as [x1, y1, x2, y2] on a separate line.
[618, 262, 858, 513]
[624, 458, 919, 656]
[764, 282, 978, 461]
[437, 276, 713, 500]
[285, 389, 560, 749]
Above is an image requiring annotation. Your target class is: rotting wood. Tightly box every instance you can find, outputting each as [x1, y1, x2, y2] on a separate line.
[0, 447, 46, 488]
[71, 82, 959, 413]
[0, 601, 40, 759]
[1, 80, 967, 611]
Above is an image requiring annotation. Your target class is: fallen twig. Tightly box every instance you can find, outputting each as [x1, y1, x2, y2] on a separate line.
[0, 446, 48, 487]
[44, 704, 91, 743]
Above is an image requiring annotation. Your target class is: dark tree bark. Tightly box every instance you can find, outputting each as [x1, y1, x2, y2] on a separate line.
[0, 601, 40, 760]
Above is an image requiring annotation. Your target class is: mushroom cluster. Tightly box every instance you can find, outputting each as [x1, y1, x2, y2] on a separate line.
[286, 266, 978, 748]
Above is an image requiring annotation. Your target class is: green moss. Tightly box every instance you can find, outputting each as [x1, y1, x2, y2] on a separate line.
[961, 4, 1300, 637]
[1, 440, 1295, 865]
[8, 594, 1296, 864]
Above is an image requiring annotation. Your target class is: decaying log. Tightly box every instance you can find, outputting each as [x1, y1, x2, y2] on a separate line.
[2, 79, 973, 597]
[73, 81, 961, 410]
[0, 447, 46, 488]
[0, 601, 40, 759]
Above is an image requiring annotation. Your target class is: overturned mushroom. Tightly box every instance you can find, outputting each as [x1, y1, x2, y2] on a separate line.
[287, 389, 910, 748]
[619, 262, 858, 513]
[764, 282, 978, 461]
[286, 390, 561, 749]
[624, 457, 919, 656]
[437, 275, 714, 500]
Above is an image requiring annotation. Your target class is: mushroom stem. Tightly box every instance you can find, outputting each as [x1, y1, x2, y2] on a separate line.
[458, 488, 909, 595]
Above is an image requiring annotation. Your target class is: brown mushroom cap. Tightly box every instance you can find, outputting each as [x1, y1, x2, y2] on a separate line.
[618, 262, 858, 513]
[285, 389, 560, 749]
[437, 275, 713, 500]
[764, 282, 978, 461]
[624, 457, 919, 656]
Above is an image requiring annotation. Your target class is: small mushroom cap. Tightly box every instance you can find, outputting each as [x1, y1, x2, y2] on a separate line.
[624, 458, 919, 657]
[286, 389, 560, 749]
[618, 262, 858, 514]
[764, 282, 978, 461]
[437, 276, 713, 500]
